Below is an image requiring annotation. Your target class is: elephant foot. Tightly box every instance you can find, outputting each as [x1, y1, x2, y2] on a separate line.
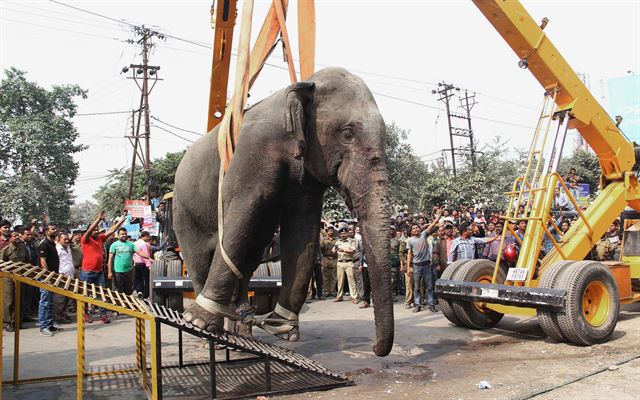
[275, 326, 299, 342]
[183, 302, 224, 332]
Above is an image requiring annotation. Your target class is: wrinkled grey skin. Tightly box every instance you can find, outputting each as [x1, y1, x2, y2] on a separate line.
[173, 67, 394, 356]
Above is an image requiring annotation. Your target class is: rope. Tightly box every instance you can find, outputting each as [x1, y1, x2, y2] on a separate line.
[195, 294, 299, 334]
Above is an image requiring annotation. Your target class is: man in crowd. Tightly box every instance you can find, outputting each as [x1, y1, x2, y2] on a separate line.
[70, 230, 83, 270]
[333, 225, 358, 303]
[449, 221, 498, 263]
[399, 231, 413, 309]
[21, 227, 40, 320]
[348, 224, 364, 303]
[1, 229, 28, 331]
[320, 225, 338, 297]
[81, 210, 125, 323]
[432, 224, 449, 277]
[133, 231, 153, 299]
[108, 227, 149, 295]
[553, 187, 578, 222]
[55, 232, 74, 323]
[406, 208, 442, 313]
[0, 219, 10, 250]
[38, 224, 60, 336]
[389, 226, 401, 298]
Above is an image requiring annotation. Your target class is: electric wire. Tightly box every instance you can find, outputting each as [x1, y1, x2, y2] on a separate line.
[151, 124, 195, 144]
[75, 110, 132, 116]
[2, 6, 129, 32]
[0, 17, 126, 41]
[45, 0, 539, 121]
[150, 116, 203, 136]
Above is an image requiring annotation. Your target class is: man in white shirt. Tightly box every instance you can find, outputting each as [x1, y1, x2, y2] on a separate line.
[55, 233, 74, 323]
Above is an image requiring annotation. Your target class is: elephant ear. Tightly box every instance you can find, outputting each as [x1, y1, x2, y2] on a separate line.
[284, 81, 315, 160]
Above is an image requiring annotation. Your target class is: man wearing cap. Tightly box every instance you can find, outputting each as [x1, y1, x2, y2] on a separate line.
[80, 210, 125, 323]
[320, 225, 338, 297]
[332, 225, 358, 303]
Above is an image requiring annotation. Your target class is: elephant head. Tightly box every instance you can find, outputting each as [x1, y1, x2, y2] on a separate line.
[287, 68, 394, 356]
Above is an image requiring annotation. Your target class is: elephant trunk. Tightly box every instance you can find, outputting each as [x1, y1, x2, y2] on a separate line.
[351, 177, 394, 357]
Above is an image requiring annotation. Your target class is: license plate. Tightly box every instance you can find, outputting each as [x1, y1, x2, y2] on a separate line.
[507, 268, 528, 281]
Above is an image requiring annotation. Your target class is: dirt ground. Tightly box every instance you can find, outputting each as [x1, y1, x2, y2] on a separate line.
[2, 296, 639, 399]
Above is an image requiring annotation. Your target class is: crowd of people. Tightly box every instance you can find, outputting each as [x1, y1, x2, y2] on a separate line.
[312, 184, 621, 314]
[0, 210, 162, 336]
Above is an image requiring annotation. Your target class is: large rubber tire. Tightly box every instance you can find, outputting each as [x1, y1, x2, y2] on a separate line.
[438, 260, 471, 327]
[254, 293, 273, 315]
[166, 293, 184, 313]
[537, 260, 574, 342]
[451, 259, 506, 329]
[253, 263, 269, 278]
[556, 261, 620, 345]
[165, 259, 184, 312]
[150, 260, 166, 305]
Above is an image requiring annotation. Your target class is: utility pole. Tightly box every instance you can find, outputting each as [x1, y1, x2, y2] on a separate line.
[122, 25, 164, 200]
[459, 89, 477, 171]
[433, 82, 459, 176]
[433, 82, 479, 176]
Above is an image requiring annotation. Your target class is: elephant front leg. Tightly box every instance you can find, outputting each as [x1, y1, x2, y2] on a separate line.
[183, 249, 240, 332]
[266, 191, 323, 342]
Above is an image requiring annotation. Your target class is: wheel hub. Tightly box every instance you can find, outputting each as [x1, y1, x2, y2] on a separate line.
[582, 280, 610, 327]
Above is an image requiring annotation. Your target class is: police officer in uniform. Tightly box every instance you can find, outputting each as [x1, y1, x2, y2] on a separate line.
[333, 225, 358, 302]
[320, 225, 338, 297]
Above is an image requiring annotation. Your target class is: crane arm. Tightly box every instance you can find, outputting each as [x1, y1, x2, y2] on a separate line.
[472, 0, 635, 182]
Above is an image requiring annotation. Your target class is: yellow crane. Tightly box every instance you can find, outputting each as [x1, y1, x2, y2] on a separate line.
[436, 1, 640, 346]
[204, 1, 638, 346]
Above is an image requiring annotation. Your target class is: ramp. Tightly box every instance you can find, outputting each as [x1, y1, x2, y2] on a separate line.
[0, 260, 351, 399]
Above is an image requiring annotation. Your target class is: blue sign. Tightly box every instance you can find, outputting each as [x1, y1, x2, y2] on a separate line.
[578, 183, 590, 197]
[608, 75, 640, 143]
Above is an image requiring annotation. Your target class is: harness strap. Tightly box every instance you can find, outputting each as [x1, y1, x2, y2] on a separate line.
[216, 156, 243, 280]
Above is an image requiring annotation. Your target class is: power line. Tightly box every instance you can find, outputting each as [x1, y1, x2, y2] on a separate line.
[75, 110, 132, 116]
[49, 0, 137, 28]
[373, 90, 535, 130]
[0, 17, 125, 41]
[43, 1, 537, 134]
[150, 116, 202, 136]
[3, 6, 128, 32]
[151, 125, 194, 144]
[46, 0, 539, 115]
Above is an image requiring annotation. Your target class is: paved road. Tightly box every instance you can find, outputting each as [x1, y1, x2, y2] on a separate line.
[2, 297, 639, 399]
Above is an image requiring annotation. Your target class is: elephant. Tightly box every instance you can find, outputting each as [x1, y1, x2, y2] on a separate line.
[173, 67, 394, 357]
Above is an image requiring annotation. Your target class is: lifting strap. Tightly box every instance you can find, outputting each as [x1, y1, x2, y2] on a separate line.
[213, 0, 315, 281]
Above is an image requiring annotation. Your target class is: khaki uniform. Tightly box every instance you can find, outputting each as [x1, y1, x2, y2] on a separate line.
[320, 236, 337, 295]
[399, 238, 413, 306]
[1, 242, 28, 327]
[335, 238, 358, 300]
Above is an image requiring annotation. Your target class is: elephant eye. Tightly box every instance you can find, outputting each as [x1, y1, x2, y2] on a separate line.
[340, 127, 356, 142]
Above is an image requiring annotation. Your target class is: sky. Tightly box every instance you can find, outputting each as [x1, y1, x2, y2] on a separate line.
[1, 0, 639, 203]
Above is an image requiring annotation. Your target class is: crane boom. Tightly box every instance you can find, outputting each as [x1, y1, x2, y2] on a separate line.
[473, 0, 635, 182]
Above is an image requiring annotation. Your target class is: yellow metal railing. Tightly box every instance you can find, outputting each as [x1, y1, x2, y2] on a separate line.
[0, 261, 160, 400]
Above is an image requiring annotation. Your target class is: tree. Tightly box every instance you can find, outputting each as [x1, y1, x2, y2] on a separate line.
[418, 137, 524, 212]
[0, 68, 86, 224]
[69, 200, 99, 227]
[559, 149, 601, 197]
[385, 122, 430, 211]
[320, 122, 430, 220]
[94, 151, 185, 215]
